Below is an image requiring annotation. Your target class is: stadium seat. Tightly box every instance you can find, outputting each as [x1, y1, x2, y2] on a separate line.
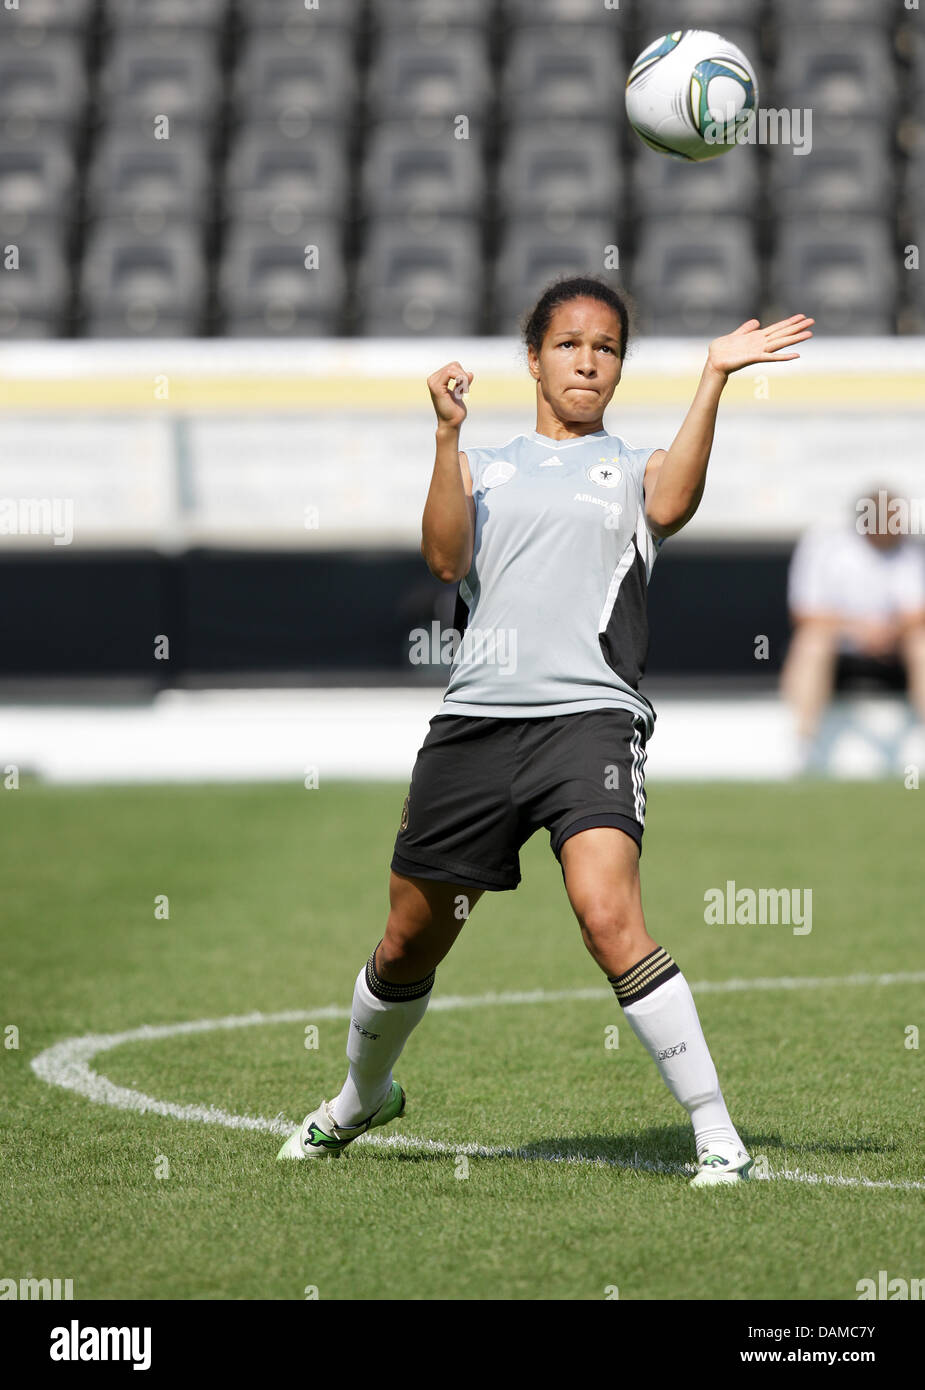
[897, 251, 925, 334]
[774, 36, 900, 126]
[0, 109, 85, 154]
[500, 30, 624, 123]
[100, 0, 230, 29]
[99, 32, 223, 130]
[0, 228, 70, 338]
[907, 80, 925, 150]
[491, 221, 624, 335]
[367, 34, 493, 122]
[770, 222, 898, 336]
[807, 112, 895, 157]
[0, 137, 78, 221]
[236, 0, 364, 29]
[901, 12, 925, 72]
[376, 0, 496, 28]
[632, 221, 760, 336]
[233, 32, 358, 129]
[768, 127, 894, 219]
[356, 221, 483, 335]
[224, 127, 351, 230]
[774, 0, 898, 29]
[361, 127, 486, 219]
[86, 132, 213, 230]
[1, 0, 94, 28]
[647, 0, 764, 31]
[358, 306, 482, 337]
[900, 151, 925, 227]
[78, 224, 209, 337]
[0, 36, 88, 126]
[501, 0, 624, 27]
[631, 143, 760, 225]
[219, 224, 347, 336]
[497, 126, 622, 222]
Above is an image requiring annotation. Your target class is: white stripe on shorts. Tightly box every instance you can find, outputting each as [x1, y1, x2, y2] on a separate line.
[629, 714, 646, 825]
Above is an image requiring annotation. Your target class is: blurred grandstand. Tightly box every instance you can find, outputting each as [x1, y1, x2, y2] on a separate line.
[0, 0, 923, 338]
[1, 0, 923, 784]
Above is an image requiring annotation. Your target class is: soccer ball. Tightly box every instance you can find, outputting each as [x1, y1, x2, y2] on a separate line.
[625, 29, 758, 161]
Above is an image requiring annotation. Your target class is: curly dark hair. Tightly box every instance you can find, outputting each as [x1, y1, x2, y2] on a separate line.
[521, 275, 635, 360]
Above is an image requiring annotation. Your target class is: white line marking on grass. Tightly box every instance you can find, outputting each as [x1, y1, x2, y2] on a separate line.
[351, 1136, 925, 1191]
[29, 972, 925, 1192]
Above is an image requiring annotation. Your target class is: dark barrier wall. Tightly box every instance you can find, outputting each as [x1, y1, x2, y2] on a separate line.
[0, 544, 794, 680]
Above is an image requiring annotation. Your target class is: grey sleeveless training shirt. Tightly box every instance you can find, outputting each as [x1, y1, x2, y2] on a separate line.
[437, 428, 665, 737]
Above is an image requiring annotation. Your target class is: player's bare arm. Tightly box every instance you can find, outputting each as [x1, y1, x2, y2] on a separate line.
[644, 315, 815, 539]
[421, 360, 477, 584]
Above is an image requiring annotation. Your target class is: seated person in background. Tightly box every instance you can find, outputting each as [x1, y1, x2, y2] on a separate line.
[780, 487, 925, 766]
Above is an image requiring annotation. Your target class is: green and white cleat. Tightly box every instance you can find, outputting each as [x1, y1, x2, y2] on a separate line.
[277, 1080, 406, 1160]
[689, 1141, 754, 1187]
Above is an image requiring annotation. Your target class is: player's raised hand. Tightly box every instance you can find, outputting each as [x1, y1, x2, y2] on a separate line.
[428, 361, 474, 429]
[707, 314, 815, 376]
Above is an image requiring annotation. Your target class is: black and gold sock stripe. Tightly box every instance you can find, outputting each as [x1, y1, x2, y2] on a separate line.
[365, 941, 435, 1003]
[607, 945, 680, 1007]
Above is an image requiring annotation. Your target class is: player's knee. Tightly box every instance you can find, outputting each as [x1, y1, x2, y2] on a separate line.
[378, 919, 432, 977]
[378, 927, 413, 971]
[578, 899, 639, 950]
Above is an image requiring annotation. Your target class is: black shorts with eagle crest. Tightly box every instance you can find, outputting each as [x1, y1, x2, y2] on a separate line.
[390, 707, 649, 892]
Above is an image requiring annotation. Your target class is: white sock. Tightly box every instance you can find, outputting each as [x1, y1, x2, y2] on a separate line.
[329, 944, 434, 1129]
[611, 947, 745, 1158]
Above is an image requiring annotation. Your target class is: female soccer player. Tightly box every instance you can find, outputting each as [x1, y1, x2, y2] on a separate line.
[279, 276, 813, 1185]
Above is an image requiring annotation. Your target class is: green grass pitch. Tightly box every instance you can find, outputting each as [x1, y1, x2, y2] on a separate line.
[1, 778, 923, 1301]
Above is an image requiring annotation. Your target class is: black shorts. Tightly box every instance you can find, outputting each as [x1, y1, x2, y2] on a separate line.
[834, 651, 907, 693]
[391, 707, 649, 893]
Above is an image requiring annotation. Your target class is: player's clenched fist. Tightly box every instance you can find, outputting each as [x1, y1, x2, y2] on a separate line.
[427, 361, 474, 429]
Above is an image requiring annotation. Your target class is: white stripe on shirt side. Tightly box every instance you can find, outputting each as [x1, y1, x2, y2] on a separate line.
[635, 497, 660, 583]
[598, 538, 636, 634]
